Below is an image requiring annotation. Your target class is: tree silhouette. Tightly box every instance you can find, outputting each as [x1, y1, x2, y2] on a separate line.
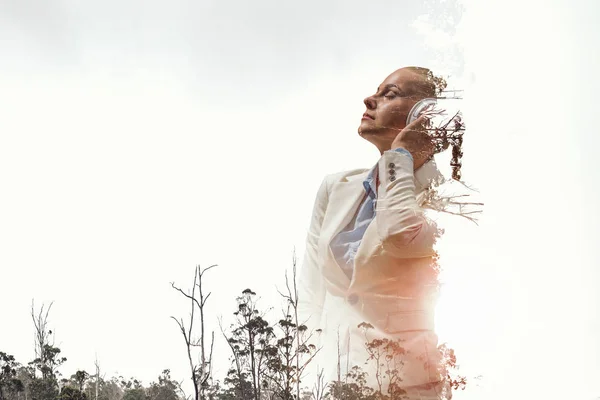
[0, 352, 24, 400]
[171, 265, 216, 400]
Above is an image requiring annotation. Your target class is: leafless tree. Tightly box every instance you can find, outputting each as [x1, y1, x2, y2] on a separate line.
[310, 368, 327, 400]
[217, 317, 249, 400]
[171, 265, 216, 400]
[276, 251, 322, 400]
[31, 301, 53, 379]
[94, 356, 100, 400]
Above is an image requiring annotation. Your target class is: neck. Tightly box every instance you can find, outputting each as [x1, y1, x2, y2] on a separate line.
[374, 140, 394, 155]
[359, 131, 394, 155]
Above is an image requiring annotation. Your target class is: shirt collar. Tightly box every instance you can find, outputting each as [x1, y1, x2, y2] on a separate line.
[362, 164, 378, 198]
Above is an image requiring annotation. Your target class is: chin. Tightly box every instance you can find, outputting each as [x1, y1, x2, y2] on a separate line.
[359, 127, 378, 138]
[358, 124, 374, 137]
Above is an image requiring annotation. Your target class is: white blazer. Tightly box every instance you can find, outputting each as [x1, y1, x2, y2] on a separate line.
[298, 149, 481, 393]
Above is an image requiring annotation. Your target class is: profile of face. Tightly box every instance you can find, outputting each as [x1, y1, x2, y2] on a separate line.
[358, 67, 433, 153]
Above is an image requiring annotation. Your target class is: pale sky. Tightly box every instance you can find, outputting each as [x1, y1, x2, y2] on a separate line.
[1, 0, 599, 399]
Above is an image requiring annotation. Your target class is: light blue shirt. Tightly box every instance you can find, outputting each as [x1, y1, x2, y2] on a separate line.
[330, 148, 413, 279]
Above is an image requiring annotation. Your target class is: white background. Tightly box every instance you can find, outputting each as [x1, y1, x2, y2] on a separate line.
[1, 0, 599, 399]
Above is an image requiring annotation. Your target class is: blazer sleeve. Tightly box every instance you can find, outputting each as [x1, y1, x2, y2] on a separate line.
[297, 176, 330, 330]
[371, 150, 441, 258]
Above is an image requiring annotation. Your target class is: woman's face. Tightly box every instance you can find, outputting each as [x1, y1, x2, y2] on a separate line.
[358, 68, 427, 151]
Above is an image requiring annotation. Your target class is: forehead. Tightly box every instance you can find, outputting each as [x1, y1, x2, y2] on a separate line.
[378, 68, 422, 91]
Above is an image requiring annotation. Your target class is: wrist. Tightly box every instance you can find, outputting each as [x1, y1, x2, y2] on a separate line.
[390, 142, 414, 156]
[390, 146, 430, 171]
[391, 147, 414, 160]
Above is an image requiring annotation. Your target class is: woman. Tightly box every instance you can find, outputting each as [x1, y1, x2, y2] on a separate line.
[298, 66, 479, 399]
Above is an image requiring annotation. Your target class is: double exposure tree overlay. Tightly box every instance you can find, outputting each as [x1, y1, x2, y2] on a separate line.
[171, 265, 216, 400]
[28, 302, 65, 400]
[3, 252, 470, 400]
[0, 352, 24, 400]
[221, 288, 275, 400]
[266, 253, 320, 399]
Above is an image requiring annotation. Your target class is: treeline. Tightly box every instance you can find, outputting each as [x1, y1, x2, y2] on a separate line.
[0, 351, 183, 400]
[1, 264, 466, 400]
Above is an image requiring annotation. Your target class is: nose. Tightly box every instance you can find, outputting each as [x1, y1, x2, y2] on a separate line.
[364, 95, 376, 110]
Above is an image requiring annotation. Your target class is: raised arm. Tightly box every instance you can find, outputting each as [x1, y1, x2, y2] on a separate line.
[373, 149, 440, 257]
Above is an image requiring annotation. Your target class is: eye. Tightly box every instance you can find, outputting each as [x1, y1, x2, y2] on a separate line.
[384, 91, 397, 99]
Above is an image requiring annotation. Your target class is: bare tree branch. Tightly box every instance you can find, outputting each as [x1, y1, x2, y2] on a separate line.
[171, 265, 217, 400]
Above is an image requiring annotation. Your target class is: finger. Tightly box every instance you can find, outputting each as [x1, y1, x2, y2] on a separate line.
[406, 114, 431, 133]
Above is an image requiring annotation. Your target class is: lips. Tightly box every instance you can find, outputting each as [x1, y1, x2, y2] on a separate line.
[362, 113, 374, 120]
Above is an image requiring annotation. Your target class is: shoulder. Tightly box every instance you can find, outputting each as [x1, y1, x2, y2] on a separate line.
[311, 168, 369, 206]
[307, 168, 369, 221]
[321, 168, 370, 188]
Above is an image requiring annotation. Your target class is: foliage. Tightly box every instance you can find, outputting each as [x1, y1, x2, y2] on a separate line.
[212, 369, 252, 400]
[223, 288, 275, 400]
[71, 371, 89, 392]
[146, 370, 180, 400]
[326, 366, 377, 400]
[0, 352, 24, 400]
[58, 386, 88, 400]
[88, 377, 123, 400]
[29, 344, 67, 383]
[122, 388, 146, 400]
[29, 377, 60, 400]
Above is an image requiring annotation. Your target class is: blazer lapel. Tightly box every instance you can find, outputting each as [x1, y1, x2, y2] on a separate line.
[319, 172, 368, 289]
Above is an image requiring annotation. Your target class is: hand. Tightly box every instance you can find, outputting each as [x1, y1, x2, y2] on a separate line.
[390, 114, 435, 170]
